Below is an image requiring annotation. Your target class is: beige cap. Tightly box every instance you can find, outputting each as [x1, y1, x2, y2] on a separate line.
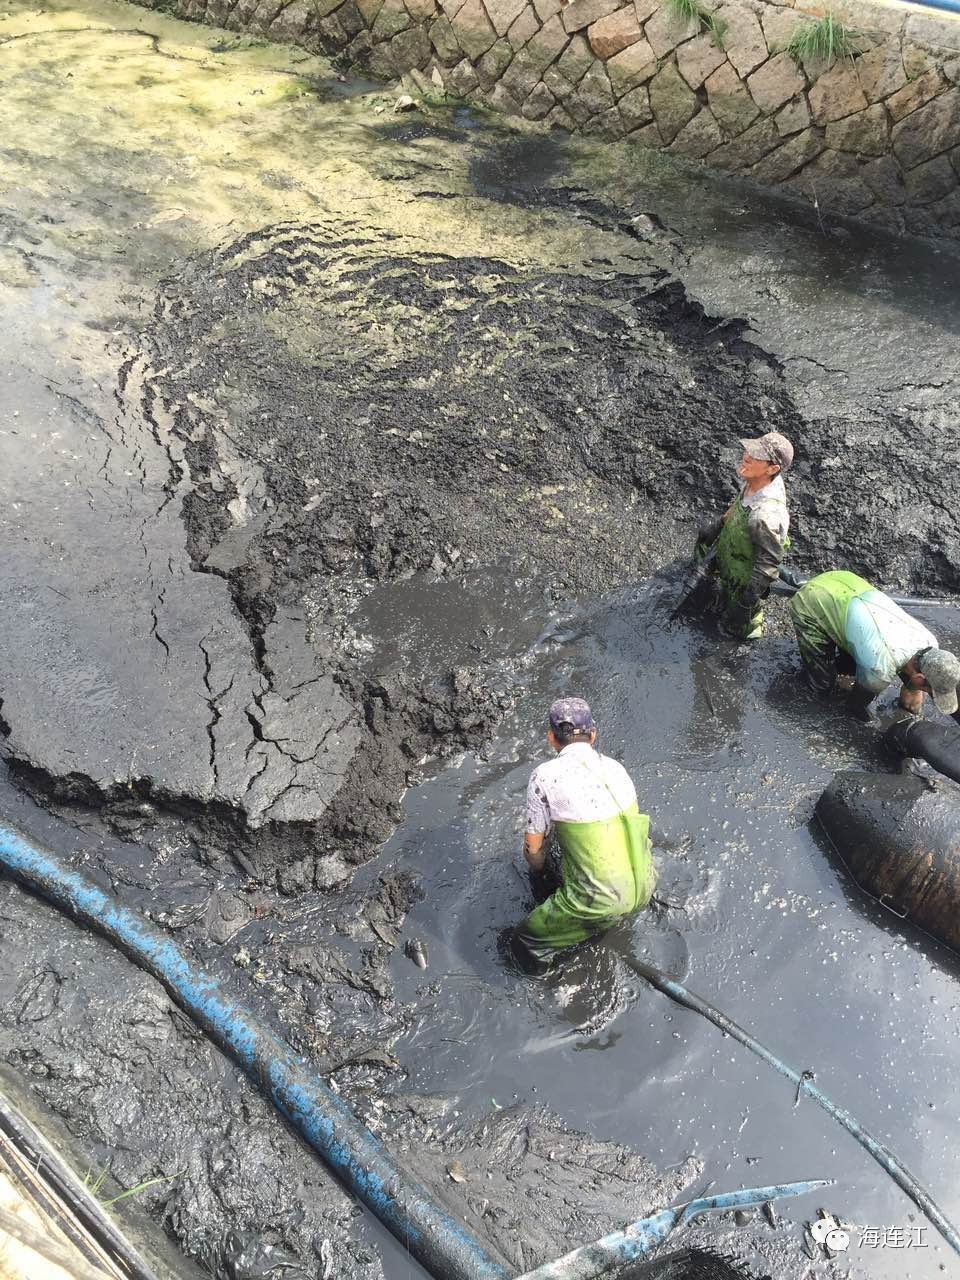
[919, 649, 960, 716]
[740, 431, 794, 472]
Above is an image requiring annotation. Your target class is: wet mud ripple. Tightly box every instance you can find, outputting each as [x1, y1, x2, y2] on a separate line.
[111, 217, 802, 869]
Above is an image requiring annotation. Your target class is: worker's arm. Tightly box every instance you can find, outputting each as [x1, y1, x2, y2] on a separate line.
[721, 510, 785, 636]
[524, 773, 549, 873]
[744, 510, 786, 598]
[523, 831, 546, 873]
[846, 605, 893, 720]
[846, 683, 879, 723]
[694, 518, 723, 559]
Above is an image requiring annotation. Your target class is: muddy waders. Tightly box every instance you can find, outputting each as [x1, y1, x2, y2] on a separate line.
[714, 497, 786, 640]
[512, 806, 656, 973]
[788, 570, 915, 720]
[788, 572, 866, 698]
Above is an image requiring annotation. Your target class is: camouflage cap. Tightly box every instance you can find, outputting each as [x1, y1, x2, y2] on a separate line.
[548, 697, 595, 732]
[740, 431, 794, 472]
[918, 648, 960, 716]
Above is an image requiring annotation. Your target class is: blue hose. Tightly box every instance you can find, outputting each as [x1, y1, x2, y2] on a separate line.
[515, 1181, 831, 1280]
[8, 817, 957, 1270]
[910, 0, 960, 13]
[0, 824, 508, 1280]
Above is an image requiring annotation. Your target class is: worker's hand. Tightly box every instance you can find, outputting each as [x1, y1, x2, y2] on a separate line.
[523, 832, 546, 872]
[898, 685, 924, 716]
[528, 866, 555, 904]
[694, 520, 722, 560]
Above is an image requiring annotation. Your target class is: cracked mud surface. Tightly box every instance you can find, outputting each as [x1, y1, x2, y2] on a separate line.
[1, 1, 960, 1277]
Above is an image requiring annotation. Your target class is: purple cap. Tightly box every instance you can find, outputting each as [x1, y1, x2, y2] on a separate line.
[740, 431, 794, 472]
[549, 697, 595, 732]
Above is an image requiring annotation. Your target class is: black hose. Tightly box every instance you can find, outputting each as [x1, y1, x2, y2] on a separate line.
[619, 957, 960, 1256]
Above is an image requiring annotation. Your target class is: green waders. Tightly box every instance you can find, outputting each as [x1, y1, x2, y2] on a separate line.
[788, 570, 870, 696]
[715, 498, 767, 639]
[514, 805, 656, 966]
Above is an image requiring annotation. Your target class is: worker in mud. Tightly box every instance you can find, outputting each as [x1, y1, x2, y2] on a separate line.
[789, 569, 960, 722]
[694, 431, 793, 640]
[510, 698, 656, 976]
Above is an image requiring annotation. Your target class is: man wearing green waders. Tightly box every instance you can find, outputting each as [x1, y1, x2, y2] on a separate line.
[511, 698, 656, 976]
[789, 569, 960, 722]
[696, 432, 793, 640]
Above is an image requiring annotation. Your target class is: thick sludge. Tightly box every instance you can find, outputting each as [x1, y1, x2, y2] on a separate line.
[0, 3, 960, 1278]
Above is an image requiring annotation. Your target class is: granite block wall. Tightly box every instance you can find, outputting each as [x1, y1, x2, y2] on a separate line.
[144, 0, 960, 238]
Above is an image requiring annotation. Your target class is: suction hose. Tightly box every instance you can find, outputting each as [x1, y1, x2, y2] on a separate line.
[885, 717, 960, 786]
[0, 824, 508, 1280]
[770, 569, 960, 610]
[620, 957, 960, 1258]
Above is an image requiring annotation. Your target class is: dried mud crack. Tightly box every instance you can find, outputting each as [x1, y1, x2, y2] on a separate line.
[7, 205, 959, 883]
[75, 218, 802, 864]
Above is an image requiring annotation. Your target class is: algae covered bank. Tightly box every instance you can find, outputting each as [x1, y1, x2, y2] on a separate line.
[2, 0, 960, 1277]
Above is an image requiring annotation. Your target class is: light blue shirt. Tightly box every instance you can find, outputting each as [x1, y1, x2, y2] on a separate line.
[845, 591, 937, 693]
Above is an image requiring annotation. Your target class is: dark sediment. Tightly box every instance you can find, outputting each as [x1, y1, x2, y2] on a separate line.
[1, 10, 960, 1278]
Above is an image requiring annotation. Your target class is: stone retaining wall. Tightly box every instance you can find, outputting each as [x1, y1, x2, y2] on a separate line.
[147, 0, 960, 238]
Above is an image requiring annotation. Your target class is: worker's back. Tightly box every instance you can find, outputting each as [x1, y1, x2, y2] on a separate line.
[790, 570, 936, 693]
[527, 743, 654, 916]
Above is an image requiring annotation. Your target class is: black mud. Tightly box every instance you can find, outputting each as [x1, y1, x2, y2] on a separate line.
[3, 4, 960, 1278]
[105, 202, 960, 875]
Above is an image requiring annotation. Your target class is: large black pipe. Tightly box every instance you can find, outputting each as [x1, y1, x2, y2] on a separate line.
[885, 717, 960, 787]
[815, 770, 960, 952]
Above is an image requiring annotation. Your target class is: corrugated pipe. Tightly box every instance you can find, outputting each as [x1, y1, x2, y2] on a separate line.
[0, 824, 508, 1280]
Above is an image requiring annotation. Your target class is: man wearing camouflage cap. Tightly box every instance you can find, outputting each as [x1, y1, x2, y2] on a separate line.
[789, 569, 960, 722]
[695, 431, 794, 641]
[511, 697, 656, 975]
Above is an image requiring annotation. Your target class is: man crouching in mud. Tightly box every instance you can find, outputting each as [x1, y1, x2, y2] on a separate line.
[789, 569, 960, 723]
[510, 698, 656, 976]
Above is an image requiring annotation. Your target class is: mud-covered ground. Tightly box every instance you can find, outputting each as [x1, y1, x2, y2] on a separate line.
[1, 1, 960, 1277]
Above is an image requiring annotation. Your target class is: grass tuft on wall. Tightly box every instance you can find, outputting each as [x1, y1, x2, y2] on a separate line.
[785, 13, 862, 66]
[665, 0, 728, 47]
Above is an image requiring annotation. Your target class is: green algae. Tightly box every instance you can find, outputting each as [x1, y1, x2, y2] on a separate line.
[0, 0, 640, 335]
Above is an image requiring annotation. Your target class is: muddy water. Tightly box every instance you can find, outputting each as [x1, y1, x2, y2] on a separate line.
[379, 586, 960, 1280]
[2, 0, 960, 1277]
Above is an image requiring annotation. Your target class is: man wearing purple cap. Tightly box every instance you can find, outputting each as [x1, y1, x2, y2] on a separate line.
[511, 697, 656, 975]
[696, 432, 793, 640]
